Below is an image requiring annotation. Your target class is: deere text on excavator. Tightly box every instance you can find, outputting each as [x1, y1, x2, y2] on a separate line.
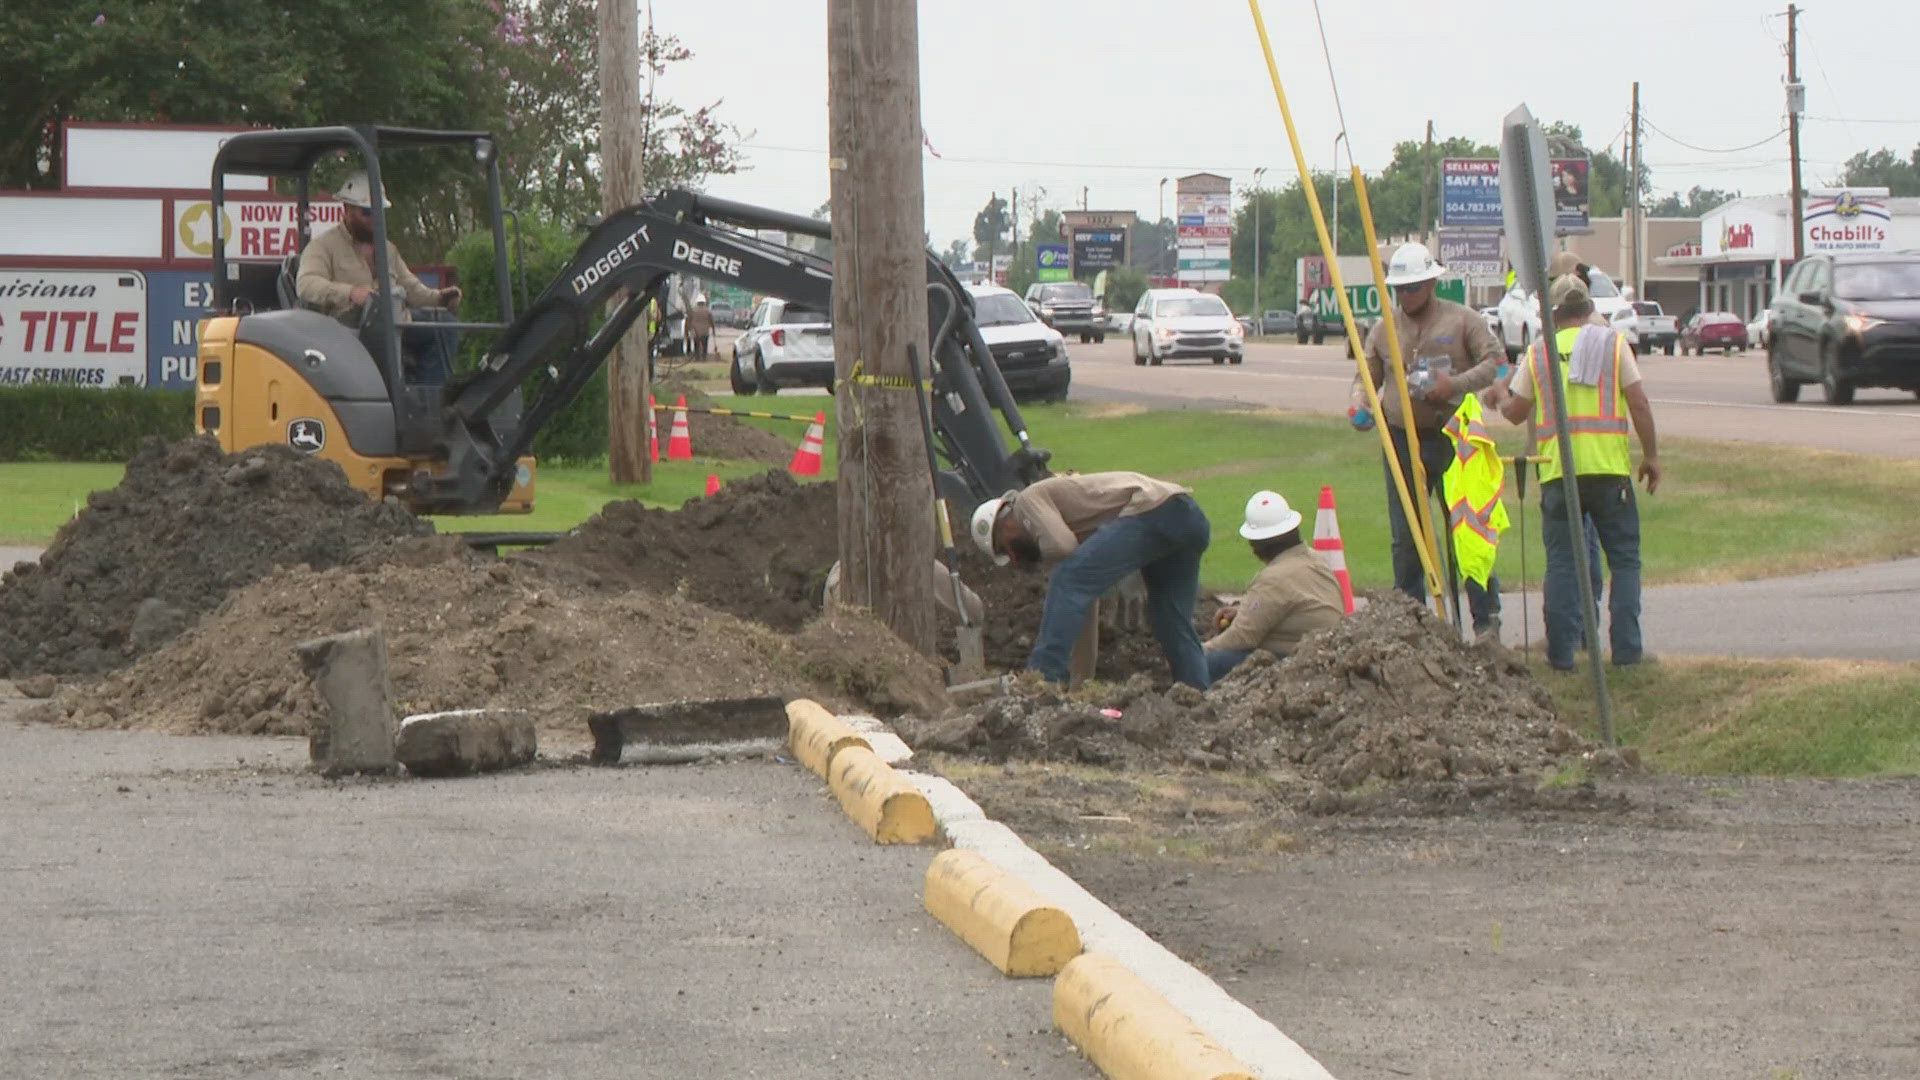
[194, 125, 1049, 516]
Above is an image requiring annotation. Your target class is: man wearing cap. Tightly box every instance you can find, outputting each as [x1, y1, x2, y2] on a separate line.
[1202, 490, 1345, 682]
[971, 471, 1211, 688]
[297, 171, 463, 383]
[1494, 273, 1662, 670]
[1348, 241, 1506, 636]
[686, 295, 715, 360]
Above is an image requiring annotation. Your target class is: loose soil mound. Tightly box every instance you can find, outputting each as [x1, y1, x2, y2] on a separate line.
[526, 470, 840, 631]
[36, 540, 944, 737]
[905, 594, 1588, 789]
[0, 436, 432, 677]
[942, 544, 1174, 683]
[656, 378, 803, 465]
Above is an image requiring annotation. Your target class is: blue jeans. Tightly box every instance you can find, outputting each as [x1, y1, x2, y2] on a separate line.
[1384, 425, 1502, 631]
[1205, 648, 1253, 683]
[1029, 494, 1211, 689]
[1540, 475, 1643, 667]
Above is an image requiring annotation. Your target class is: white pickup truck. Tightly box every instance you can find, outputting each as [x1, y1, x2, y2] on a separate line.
[1609, 300, 1679, 356]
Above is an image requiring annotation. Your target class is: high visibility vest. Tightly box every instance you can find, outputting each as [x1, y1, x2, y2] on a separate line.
[1441, 393, 1509, 587]
[1528, 325, 1633, 484]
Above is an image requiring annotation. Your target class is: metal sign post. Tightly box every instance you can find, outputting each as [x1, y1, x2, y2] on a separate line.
[1501, 104, 1613, 745]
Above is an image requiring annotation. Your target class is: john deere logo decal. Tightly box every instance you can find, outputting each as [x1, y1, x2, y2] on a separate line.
[287, 418, 326, 453]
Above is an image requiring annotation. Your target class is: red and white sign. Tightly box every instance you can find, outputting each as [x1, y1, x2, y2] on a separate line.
[171, 199, 345, 262]
[1665, 239, 1702, 259]
[0, 270, 148, 386]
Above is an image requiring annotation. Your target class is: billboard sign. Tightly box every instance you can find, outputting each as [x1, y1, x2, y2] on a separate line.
[1443, 156, 1590, 232]
[0, 270, 149, 387]
[1804, 188, 1892, 253]
[1071, 229, 1126, 271]
[1176, 176, 1232, 284]
[171, 198, 345, 262]
[1436, 230, 1503, 277]
[1035, 243, 1070, 282]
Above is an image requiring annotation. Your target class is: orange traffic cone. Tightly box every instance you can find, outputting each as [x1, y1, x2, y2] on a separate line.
[667, 395, 693, 460]
[1312, 484, 1356, 615]
[705, 474, 721, 496]
[788, 411, 826, 476]
[647, 394, 659, 463]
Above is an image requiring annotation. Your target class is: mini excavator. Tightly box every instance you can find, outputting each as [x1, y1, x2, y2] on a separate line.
[194, 125, 1050, 515]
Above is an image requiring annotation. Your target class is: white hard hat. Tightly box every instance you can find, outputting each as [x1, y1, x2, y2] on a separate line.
[1239, 490, 1302, 540]
[334, 171, 391, 211]
[970, 495, 1012, 566]
[1383, 242, 1445, 287]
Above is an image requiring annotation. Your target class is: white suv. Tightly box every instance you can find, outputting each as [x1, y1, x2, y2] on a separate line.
[1130, 288, 1244, 366]
[730, 298, 834, 394]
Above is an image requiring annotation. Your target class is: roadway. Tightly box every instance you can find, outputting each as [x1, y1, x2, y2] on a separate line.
[1064, 334, 1920, 458]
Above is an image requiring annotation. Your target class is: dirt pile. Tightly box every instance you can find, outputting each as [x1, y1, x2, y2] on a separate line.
[35, 540, 946, 737]
[0, 436, 433, 677]
[526, 470, 840, 631]
[654, 378, 800, 465]
[906, 594, 1587, 789]
[942, 544, 1177, 683]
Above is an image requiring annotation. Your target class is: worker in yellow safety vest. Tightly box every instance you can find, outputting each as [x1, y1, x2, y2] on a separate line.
[1440, 394, 1508, 590]
[1491, 273, 1662, 671]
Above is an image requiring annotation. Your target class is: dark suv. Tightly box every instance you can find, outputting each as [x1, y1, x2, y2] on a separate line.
[1023, 281, 1106, 344]
[1768, 252, 1920, 404]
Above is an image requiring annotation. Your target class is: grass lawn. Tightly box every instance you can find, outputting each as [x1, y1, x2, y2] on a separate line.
[5, 399, 1918, 597]
[1543, 657, 1920, 777]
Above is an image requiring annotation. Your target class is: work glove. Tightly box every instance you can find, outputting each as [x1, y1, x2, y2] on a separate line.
[1348, 405, 1374, 432]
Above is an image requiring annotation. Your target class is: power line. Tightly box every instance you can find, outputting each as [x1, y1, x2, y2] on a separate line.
[742, 141, 1279, 176]
[1643, 119, 1788, 155]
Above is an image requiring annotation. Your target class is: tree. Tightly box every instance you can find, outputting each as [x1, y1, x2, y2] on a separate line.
[1834, 145, 1920, 196]
[971, 193, 1009, 262]
[1129, 218, 1177, 277]
[1647, 185, 1740, 217]
[1102, 266, 1149, 312]
[941, 237, 970, 268]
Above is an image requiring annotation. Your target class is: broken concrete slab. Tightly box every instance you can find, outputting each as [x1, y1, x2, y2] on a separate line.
[14, 674, 57, 700]
[396, 709, 537, 778]
[294, 627, 398, 777]
[586, 696, 788, 765]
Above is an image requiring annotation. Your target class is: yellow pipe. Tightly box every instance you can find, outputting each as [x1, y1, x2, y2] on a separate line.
[1350, 165, 1449, 612]
[1242, 0, 1445, 600]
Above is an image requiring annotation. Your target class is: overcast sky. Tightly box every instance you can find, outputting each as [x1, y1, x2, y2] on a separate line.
[659, 0, 1920, 249]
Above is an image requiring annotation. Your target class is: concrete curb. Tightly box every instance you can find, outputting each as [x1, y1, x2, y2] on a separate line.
[1055, 952, 1256, 1080]
[923, 848, 1080, 977]
[826, 744, 936, 845]
[786, 699, 870, 778]
[907, 772, 1335, 1080]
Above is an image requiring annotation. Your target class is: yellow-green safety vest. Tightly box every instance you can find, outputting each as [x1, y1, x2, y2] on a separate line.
[1441, 393, 1509, 587]
[1528, 325, 1633, 484]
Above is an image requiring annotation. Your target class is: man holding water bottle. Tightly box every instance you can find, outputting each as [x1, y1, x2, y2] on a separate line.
[1347, 242, 1508, 638]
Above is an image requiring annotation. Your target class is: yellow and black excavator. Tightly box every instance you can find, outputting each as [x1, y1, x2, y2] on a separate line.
[194, 124, 1049, 516]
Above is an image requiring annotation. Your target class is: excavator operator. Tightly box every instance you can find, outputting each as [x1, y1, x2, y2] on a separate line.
[296, 171, 463, 385]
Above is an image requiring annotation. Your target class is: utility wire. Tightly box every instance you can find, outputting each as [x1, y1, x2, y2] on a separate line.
[1643, 119, 1787, 155]
[1309, 0, 1352, 144]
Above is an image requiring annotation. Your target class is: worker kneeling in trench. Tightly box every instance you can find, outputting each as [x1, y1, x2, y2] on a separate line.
[1200, 489, 1346, 683]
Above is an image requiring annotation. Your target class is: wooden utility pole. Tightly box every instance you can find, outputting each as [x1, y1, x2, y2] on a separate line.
[598, 0, 649, 483]
[1417, 119, 1435, 247]
[1629, 81, 1643, 297]
[826, 0, 937, 654]
[1785, 3, 1805, 262]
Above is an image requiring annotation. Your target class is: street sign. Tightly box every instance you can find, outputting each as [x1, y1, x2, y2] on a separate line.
[1308, 278, 1466, 321]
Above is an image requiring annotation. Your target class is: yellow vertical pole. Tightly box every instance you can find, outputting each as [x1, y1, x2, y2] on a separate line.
[1242, 0, 1445, 600]
[1350, 165, 1449, 614]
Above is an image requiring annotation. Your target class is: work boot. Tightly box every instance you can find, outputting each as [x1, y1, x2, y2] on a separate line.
[1473, 615, 1502, 644]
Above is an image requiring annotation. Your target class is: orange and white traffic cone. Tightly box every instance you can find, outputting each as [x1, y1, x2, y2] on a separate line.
[788, 411, 826, 476]
[667, 395, 693, 460]
[1312, 484, 1356, 615]
[705, 474, 721, 496]
[647, 395, 659, 463]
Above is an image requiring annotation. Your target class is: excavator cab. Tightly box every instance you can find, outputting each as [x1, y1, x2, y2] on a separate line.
[193, 125, 535, 511]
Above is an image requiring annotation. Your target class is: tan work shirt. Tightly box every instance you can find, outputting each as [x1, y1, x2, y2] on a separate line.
[296, 224, 442, 319]
[1205, 544, 1345, 655]
[686, 306, 715, 335]
[1011, 472, 1190, 561]
[1354, 297, 1504, 431]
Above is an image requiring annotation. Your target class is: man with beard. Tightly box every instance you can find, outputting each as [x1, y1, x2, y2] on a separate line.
[970, 471, 1212, 689]
[297, 171, 462, 384]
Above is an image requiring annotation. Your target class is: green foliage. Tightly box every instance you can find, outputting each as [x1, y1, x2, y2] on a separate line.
[446, 214, 608, 464]
[971, 194, 1011, 262]
[1648, 185, 1741, 217]
[1835, 145, 1920, 196]
[1101, 266, 1149, 312]
[0, 386, 192, 462]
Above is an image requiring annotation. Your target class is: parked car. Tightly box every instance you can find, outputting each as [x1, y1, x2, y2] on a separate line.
[1130, 288, 1244, 366]
[1498, 266, 1632, 359]
[1766, 251, 1920, 404]
[1257, 309, 1297, 335]
[708, 299, 736, 329]
[1679, 312, 1748, 356]
[1107, 311, 1135, 333]
[1746, 310, 1772, 352]
[965, 283, 1071, 403]
[1023, 281, 1106, 343]
[1610, 300, 1679, 355]
[730, 297, 834, 394]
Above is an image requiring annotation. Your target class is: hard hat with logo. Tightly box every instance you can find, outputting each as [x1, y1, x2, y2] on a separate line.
[970, 495, 1013, 566]
[334, 171, 391, 211]
[1238, 490, 1302, 541]
[1383, 242, 1445, 287]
